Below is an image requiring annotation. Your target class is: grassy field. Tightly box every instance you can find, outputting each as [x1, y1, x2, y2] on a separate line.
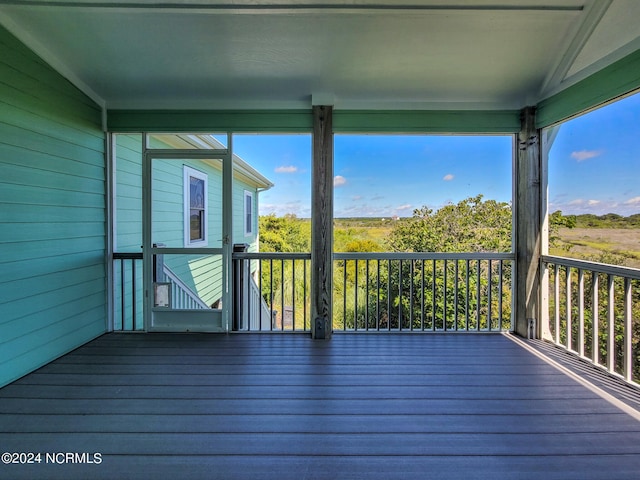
[334, 218, 393, 251]
[553, 227, 640, 268]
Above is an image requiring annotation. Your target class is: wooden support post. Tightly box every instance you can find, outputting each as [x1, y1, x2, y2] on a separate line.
[311, 106, 333, 339]
[515, 106, 542, 338]
[539, 126, 558, 341]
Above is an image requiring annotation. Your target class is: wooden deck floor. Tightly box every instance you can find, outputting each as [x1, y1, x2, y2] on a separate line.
[1, 333, 640, 479]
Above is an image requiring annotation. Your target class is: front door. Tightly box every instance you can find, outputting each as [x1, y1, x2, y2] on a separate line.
[142, 138, 233, 332]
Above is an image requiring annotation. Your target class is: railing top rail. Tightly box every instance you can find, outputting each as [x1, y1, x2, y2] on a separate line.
[334, 252, 515, 261]
[234, 251, 514, 261]
[233, 252, 312, 260]
[542, 254, 640, 280]
[113, 252, 143, 260]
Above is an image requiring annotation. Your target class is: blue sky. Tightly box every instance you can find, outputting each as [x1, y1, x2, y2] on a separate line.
[232, 91, 639, 218]
[548, 91, 640, 216]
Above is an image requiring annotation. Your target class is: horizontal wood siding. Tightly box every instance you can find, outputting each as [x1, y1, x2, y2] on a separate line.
[151, 158, 190, 247]
[232, 178, 258, 248]
[114, 134, 143, 252]
[1, 334, 639, 479]
[152, 159, 223, 306]
[152, 158, 223, 248]
[0, 25, 106, 387]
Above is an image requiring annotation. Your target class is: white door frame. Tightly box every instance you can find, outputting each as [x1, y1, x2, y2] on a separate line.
[141, 133, 234, 332]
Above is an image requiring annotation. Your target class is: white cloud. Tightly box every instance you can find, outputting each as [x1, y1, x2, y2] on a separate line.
[570, 150, 602, 162]
[334, 202, 415, 218]
[334, 175, 347, 187]
[443, 174, 454, 181]
[259, 200, 309, 217]
[624, 196, 640, 205]
[548, 198, 631, 216]
[275, 165, 298, 173]
[352, 195, 363, 201]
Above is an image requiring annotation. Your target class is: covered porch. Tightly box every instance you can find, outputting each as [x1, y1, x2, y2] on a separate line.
[2, 1, 640, 478]
[2, 333, 640, 479]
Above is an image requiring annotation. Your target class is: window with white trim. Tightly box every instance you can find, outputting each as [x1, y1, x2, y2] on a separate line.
[184, 166, 208, 247]
[244, 190, 254, 236]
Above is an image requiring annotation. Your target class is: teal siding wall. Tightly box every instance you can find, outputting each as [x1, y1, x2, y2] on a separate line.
[114, 134, 143, 252]
[153, 158, 224, 306]
[232, 178, 259, 251]
[0, 26, 106, 386]
[112, 135, 143, 330]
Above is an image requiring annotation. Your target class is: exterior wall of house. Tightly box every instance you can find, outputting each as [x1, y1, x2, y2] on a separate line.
[0, 25, 106, 387]
[113, 134, 143, 253]
[153, 157, 225, 307]
[232, 179, 259, 253]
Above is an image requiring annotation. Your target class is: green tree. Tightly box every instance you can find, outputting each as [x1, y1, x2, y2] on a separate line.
[256, 214, 311, 330]
[549, 210, 576, 250]
[387, 195, 512, 253]
[259, 213, 310, 252]
[338, 195, 514, 332]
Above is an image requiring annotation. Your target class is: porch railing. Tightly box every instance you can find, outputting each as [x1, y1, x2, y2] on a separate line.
[542, 255, 640, 386]
[233, 252, 312, 332]
[112, 252, 144, 331]
[112, 251, 209, 331]
[334, 252, 514, 332]
[233, 251, 514, 333]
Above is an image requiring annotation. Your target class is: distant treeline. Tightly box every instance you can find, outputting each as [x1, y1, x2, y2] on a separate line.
[567, 212, 640, 228]
[336, 212, 640, 229]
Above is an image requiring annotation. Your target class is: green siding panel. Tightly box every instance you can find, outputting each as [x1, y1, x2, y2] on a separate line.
[0, 25, 106, 387]
[0, 122, 103, 167]
[108, 110, 313, 133]
[152, 159, 224, 307]
[0, 250, 104, 283]
[0, 221, 104, 244]
[0, 144, 104, 183]
[0, 100, 103, 150]
[0, 315, 105, 387]
[0, 265, 105, 309]
[0, 162, 104, 195]
[1, 290, 105, 343]
[0, 182, 104, 210]
[537, 48, 640, 128]
[114, 134, 143, 252]
[0, 66, 102, 125]
[0, 35, 98, 111]
[333, 110, 521, 133]
[107, 109, 520, 134]
[233, 179, 259, 244]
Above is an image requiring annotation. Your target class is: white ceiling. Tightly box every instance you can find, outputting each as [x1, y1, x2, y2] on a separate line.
[1, 0, 639, 110]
